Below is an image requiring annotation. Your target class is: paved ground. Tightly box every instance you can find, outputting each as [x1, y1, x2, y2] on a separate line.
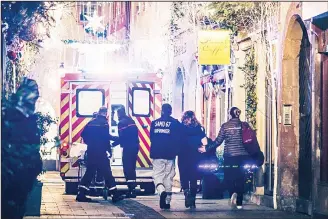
[24, 172, 310, 219]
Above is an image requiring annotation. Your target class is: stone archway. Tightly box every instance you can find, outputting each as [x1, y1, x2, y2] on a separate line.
[279, 15, 312, 211]
[173, 67, 185, 118]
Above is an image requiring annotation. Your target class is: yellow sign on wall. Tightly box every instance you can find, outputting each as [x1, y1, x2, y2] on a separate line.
[198, 30, 231, 65]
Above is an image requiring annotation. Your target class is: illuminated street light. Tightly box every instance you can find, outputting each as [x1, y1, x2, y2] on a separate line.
[58, 62, 65, 77]
[156, 69, 164, 78]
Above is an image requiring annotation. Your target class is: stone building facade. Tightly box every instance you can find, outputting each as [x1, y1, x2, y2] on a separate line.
[275, 2, 328, 217]
[243, 2, 328, 218]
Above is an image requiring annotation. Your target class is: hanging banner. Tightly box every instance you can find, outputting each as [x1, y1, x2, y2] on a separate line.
[198, 30, 231, 65]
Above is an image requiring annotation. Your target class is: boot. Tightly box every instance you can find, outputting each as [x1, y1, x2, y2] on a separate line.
[184, 189, 190, 208]
[111, 189, 124, 203]
[163, 203, 170, 210]
[160, 191, 167, 209]
[76, 187, 92, 202]
[190, 197, 196, 209]
[190, 188, 197, 209]
[126, 188, 137, 198]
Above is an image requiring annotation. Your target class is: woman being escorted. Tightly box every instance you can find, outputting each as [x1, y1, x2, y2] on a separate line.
[199, 107, 250, 209]
[178, 111, 207, 209]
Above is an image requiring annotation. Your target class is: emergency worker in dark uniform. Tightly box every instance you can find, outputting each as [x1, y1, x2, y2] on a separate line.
[113, 107, 139, 198]
[150, 104, 183, 209]
[91, 112, 105, 186]
[76, 107, 123, 203]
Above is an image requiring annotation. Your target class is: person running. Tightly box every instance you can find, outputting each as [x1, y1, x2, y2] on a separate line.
[178, 111, 207, 209]
[76, 107, 123, 203]
[198, 107, 250, 209]
[113, 107, 140, 198]
[150, 104, 182, 210]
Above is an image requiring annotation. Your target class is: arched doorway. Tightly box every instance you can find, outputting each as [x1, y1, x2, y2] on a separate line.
[280, 15, 312, 208]
[173, 67, 185, 118]
[298, 24, 312, 201]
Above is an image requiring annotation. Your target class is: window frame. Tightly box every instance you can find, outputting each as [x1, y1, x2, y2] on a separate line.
[77, 2, 102, 24]
[131, 87, 151, 117]
[76, 88, 105, 118]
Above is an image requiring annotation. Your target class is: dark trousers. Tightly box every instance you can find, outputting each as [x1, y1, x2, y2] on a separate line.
[95, 152, 112, 183]
[80, 155, 116, 190]
[178, 155, 199, 197]
[122, 147, 139, 189]
[95, 168, 103, 183]
[224, 155, 249, 206]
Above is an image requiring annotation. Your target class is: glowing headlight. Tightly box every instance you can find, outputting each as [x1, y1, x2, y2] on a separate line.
[198, 163, 218, 170]
[243, 164, 258, 169]
[244, 164, 251, 169]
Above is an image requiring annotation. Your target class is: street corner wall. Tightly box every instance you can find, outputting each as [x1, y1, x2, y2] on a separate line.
[276, 2, 305, 212]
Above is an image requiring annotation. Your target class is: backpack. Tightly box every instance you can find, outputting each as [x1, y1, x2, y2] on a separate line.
[241, 122, 264, 166]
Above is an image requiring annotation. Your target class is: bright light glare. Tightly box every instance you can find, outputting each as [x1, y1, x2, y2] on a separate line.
[198, 164, 218, 169]
[123, 68, 147, 74]
[58, 68, 66, 77]
[69, 43, 122, 52]
[243, 164, 258, 169]
[71, 43, 123, 74]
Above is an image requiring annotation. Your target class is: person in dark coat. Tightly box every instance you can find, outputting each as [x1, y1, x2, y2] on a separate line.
[113, 107, 140, 198]
[150, 103, 183, 210]
[178, 111, 207, 209]
[90, 112, 104, 185]
[2, 78, 42, 219]
[199, 107, 251, 209]
[76, 107, 123, 203]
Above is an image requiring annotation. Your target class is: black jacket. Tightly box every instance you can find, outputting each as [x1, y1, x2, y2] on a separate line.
[150, 115, 183, 160]
[81, 115, 117, 157]
[114, 115, 139, 150]
[180, 125, 206, 159]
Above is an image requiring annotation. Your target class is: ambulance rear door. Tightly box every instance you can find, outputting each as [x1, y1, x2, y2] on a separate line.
[64, 81, 110, 179]
[127, 81, 154, 170]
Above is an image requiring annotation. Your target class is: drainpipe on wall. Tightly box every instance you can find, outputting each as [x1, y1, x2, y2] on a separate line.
[224, 65, 230, 122]
[273, 25, 283, 210]
[267, 30, 279, 208]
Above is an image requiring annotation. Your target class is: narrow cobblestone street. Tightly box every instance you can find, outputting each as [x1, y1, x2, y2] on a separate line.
[24, 172, 311, 219]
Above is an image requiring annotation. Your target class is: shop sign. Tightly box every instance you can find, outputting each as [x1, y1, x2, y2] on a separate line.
[198, 30, 230, 65]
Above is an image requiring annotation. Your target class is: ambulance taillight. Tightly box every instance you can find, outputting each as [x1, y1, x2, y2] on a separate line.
[61, 142, 69, 157]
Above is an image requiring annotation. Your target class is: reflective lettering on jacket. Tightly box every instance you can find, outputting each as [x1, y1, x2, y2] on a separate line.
[153, 121, 171, 134]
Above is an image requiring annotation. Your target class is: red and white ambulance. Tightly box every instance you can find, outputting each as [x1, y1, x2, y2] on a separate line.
[59, 70, 162, 194]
